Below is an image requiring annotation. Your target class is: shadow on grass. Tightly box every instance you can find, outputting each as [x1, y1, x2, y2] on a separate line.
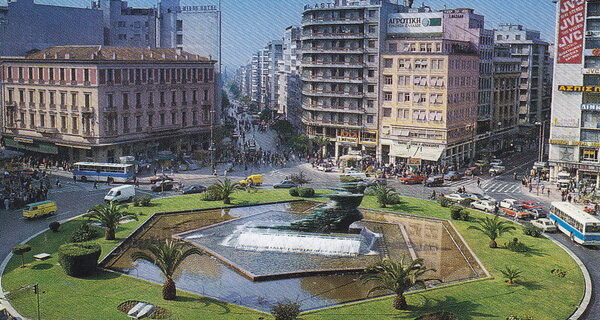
[388, 202, 428, 214]
[404, 295, 495, 319]
[518, 280, 544, 291]
[183, 296, 232, 314]
[31, 263, 53, 270]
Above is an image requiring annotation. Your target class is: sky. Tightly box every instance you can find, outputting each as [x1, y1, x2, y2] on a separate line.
[3, 0, 557, 71]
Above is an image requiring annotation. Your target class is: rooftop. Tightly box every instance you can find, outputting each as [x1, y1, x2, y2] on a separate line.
[20, 46, 212, 62]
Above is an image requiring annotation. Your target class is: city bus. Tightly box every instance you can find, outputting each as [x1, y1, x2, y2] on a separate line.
[549, 202, 600, 245]
[72, 162, 135, 183]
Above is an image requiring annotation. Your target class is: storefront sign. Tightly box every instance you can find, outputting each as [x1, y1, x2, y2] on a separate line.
[557, 0, 586, 64]
[582, 104, 600, 111]
[553, 117, 580, 127]
[550, 161, 600, 171]
[550, 139, 600, 147]
[13, 137, 33, 144]
[583, 68, 600, 74]
[387, 12, 443, 34]
[584, 49, 600, 56]
[552, 134, 580, 141]
[558, 85, 600, 92]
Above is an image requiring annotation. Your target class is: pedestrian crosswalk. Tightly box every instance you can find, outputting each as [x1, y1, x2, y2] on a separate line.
[442, 178, 522, 194]
[49, 182, 113, 194]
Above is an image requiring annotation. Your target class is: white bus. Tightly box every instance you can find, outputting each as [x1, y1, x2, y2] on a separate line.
[72, 162, 135, 183]
[550, 202, 600, 245]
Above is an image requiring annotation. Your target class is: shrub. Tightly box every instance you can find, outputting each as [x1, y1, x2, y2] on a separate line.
[298, 187, 315, 198]
[459, 198, 474, 207]
[132, 197, 142, 207]
[200, 190, 222, 201]
[49, 221, 61, 232]
[70, 222, 99, 243]
[139, 195, 152, 207]
[12, 244, 32, 267]
[285, 172, 311, 186]
[551, 268, 568, 278]
[506, 315, 533, 320]
[523, 224, 542, 238]
[58, 242, 101, 277]
[450, 206, 470, 221]
[415, 311, 458, 320]
[289, 187, 299, 197]
[505, 238, 529, 253]
[438, 198, 451, 208]
[340, 175, 362, 183]
[271, 300, 301, 320]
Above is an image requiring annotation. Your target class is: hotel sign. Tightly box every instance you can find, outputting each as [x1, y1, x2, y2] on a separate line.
[387, 12, 443, 34]
[171, 5, 218, 12]
[582, 104, 600, 111]
[557, 0, 586, 64]
[558, 85, 600, 92]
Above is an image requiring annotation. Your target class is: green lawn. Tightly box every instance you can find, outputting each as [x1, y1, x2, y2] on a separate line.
[1, 190, 584, 320]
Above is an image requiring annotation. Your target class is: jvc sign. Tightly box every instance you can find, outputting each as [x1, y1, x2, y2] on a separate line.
[557, 0, 586, 64]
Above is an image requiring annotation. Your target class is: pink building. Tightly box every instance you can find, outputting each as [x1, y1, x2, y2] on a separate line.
[1, 46, 216, 162]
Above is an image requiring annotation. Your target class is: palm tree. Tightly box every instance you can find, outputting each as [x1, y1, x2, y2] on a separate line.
[311, 135, 330, 155]
[361, 257, 437, 310]
[209, 178, 240, 204]
[468, 216, 516, 248]
[131, 239, 204, 300]
[368, 184, 399, 208]
[85, 202, 137, 240]
[499, 266, 522, 285]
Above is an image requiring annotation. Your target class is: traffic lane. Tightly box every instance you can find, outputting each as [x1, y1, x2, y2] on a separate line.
[0, 188, 106, 261]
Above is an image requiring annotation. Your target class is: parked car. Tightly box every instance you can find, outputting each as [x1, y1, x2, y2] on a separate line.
[501, 206, 531, 219]
[150, 174, 173, 184]
[530, 218, 557, 232]
[151, 180, 174, 192]
[273, 180, 297, 189]
[526, 208, 548, 219]
[181, 185, 207, 194]
[471, 200, 496, 212]
[475, 159, 489, 167]
[444, 171, 462, 181]
[424, 176, 444, 187]
[317, 165, 333, 172]
[500, 198, 518, 209]
[399, 175, 427, 184]
[465, 166, 480, 176]
[489, 165, 506, 175]
[444, 193, 470, 202]
[518, 200, 543, 210]
[490, 159, 503, 166]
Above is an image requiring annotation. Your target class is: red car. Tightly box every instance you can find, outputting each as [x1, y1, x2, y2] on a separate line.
[399, 175, 427, 184]
[518, 200, 543, 210]
[501, 206, 531, 219]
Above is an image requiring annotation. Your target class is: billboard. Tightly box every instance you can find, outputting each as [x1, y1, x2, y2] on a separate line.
[387, 12, 443, 34]
[557, 0, 586, 64]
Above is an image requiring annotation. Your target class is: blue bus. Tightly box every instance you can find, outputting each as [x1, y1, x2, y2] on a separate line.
[550, 202, 600, 245]
[72, 162, 135, 183]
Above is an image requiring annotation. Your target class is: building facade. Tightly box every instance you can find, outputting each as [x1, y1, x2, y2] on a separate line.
[1, 46, 216, 162]
[549, 0, 600, 189]
[494, 23, 552, 124]
[96, 0, 157, 48]
[301, 0, 405, 158]
[277, 26, 303, 127]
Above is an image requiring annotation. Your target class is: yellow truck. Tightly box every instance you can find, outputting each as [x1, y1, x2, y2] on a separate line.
[238, 174, 263, 187]
[22, 200, 57, 219]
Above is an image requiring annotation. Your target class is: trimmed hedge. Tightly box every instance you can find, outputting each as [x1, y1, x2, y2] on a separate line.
[289, 187, 299, 197]
[58, 243, 101, 277]
[298, 187, 315, 198]
[49, 221, 61, 232]
[70, 222, 99, 243]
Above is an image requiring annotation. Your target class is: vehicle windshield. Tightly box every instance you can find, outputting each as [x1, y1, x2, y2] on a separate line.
[107, 191, 114, 196]
[585, 224, 600, 234]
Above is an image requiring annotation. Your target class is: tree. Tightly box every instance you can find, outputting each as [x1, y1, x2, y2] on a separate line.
[286, 172, 311, 186]
[131, 239, 204, 300]
[499, 266, 522, 284]
[361, 257, 437, 310]
[289, 134, 310, 154]
[85, 202, 137, 240]
[12, 244, 32, 268]
[468, 216, 516, 248]
[311, 135, 330, 155]
[368, 184, 399, 208]
[209, 178, 241, 204]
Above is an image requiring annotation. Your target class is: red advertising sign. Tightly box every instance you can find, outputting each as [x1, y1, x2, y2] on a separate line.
[557, 0, 586, 64]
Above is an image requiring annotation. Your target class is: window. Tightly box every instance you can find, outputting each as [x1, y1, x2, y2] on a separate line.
[398, 75, 410, 86]
[136, 116, 142, 131]
[171, 112, 176, 124]
[384, 75, 393, 85]
[40, 114, 45, 127]
[430, 93, 443, 104]
[176, 20, 183, 31]
[117, 21, 126, 27]
[399, 92, 410, 102]
[84, 92, 91, 108]
[398, 59, 410, 69]
[60, 68, 65, 81]
[368, 85, 375, 92]
[160, 113, 165, 126]
[123, 116, 129, 133]
[581, 148, 599, 162]
[515, 35, 521, 40]
[383, 92, 393, 101]
[413, 76, 427, 86]
[204, 89, 209, 101]
[148, 114, 153, 127]
[118, 34, 127, 40]
[71, 93, 77, 106]
[71, 68, 76, 82]
[39, 91, 44, 105]
[49, 91, 55, 105]
[136, 92, 141, 107]
[61, 116, 66, 130]
[123, 93, 129, 107]
[366, 115, 373, 123]
[414, 59, 428, 69]
[414, 93, 426, 104]
[29, 113, 35, 127]
[107, 94, 113, 108]
[382, 108, 392, 117]
[431, 59, 444, 70]
[388, 43, 397, 51]
[397, 108, 409, 119]
[84, 69, 90, 82]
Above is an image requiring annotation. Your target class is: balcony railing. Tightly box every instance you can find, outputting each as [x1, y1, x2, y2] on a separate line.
[302, 89, 364, 97]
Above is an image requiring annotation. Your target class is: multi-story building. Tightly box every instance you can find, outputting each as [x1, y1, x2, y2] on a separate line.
[379, 39, 479, 165]
[489, 44, 521, 152]
[277, 26, 303, 127]
[549, 0, 600, 188]
[96, 0, 157, 48]
[1, 46, 216, 162]
[247, 41, 283, 109]
[301, 0, 405, 158]
[494, 23, 551, 124]
[0, 0, 103, 57]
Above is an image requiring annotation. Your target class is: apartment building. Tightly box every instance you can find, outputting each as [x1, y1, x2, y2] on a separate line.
[277, 26, 303, 127]
[1, 46, 216, 162]
[379, 39, 479, 165]
[549, 0, 600, 189]
[494, 23, 551, 124]
[301, 0, 405, 158]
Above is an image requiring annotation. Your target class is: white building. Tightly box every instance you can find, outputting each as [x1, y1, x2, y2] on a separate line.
[277, 26, 302, 127]
[548, 0, 600, 189]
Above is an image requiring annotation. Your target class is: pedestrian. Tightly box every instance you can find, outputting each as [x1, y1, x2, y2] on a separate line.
[477, 178, 481, 187]
[529, 185, 533, 192]
[3, 197, 9, 210]
[547, 189, 551, 197]
[567, 194, 572, 203]
[93, 181, 98, 189]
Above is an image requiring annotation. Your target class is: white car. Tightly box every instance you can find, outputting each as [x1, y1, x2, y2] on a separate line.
[471, 200, 496, 212]
[489, 165, 506, 175]
[444, 193, 469, 202]
[530, 218, 557, 233]
[500, 198, 518, 209]
[490, 159, 503, 166]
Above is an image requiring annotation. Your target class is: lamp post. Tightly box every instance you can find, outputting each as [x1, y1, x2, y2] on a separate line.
[535, 121, 546, 163]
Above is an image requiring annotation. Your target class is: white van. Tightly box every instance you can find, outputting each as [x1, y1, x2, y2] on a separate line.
[104, 185, 135, 202]
[557, 172, 572, 188]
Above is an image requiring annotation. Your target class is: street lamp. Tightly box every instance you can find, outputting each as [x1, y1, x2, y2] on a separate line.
[535, 121, 546, 163]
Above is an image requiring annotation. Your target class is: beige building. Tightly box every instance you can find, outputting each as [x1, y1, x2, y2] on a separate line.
[379, 39, 479, 166]
[1, 46, 216, 162]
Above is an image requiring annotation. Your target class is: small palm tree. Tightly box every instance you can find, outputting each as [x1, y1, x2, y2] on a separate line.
[368, 184, 398, 208]
[209, 178, 240, 204]
[468, 216, 516, 248]
[361, 257, 437, 310]
[131, 239, 204, 300]
[311, 135, 330, 155]
[499, 266, 522, 284]
[85, 202, 137, 240]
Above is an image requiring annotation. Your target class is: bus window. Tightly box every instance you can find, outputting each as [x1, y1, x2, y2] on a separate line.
[586, 224, 600, 233]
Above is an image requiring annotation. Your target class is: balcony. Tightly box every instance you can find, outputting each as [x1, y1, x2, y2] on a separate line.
[60, 104, 68, 111]
[48, 104, 56, 110]
[81, 106, 93, 114]
[36, 127, 59, 134]
[302, 60, 365, 68]
[302, 103, 365, 113]
[301, 75, 364, 83]
[148, 124, 182, 133]
[301, 32, 364, 40]
[301, 47, 364, 54]
[302, 17, 365, 26]
[103, 106, 116, 113]
[302, 89, 364, 98]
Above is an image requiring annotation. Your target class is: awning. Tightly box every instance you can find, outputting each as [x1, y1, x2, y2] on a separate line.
[3, 137, 58, 155]
[339, 155, 363, 161]
[412, 146, 444, 162]
[389, 143, 417, 158]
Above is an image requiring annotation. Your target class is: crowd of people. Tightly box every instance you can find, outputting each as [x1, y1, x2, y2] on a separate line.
[1, 168, 51, 210]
